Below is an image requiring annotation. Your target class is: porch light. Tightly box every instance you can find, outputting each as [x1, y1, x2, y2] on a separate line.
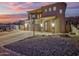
[25, 23, 28, 28]
[51, 23, 55, 27]
[40, 23, 43, 27]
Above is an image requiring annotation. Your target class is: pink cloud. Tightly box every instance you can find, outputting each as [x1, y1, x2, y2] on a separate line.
[0, 2, 51, 23]
[0, 2, 33, 12]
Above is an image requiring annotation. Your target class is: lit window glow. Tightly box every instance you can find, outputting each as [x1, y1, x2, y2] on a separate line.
[32, 15, 35, 18]
[45, 9, 47, 12]
[59, 9, 63, 14]
[49, 8, 52, 12]
[53, 7, 56, 11]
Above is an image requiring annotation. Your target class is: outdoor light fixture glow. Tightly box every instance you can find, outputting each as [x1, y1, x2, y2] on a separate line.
[25, 23, 28, 27]
[40, 23, 43, 27]
[51, 23, 55, 27]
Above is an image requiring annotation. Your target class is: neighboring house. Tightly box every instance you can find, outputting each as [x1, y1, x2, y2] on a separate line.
[65, 16, 79, 35]
[0, 20, 27, 32]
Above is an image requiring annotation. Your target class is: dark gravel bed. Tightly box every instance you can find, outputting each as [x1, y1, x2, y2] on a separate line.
[3, 35, 79, 56]
[0, 47, 22, 56]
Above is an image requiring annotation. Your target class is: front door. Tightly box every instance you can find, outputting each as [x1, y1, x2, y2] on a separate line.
[44, 21, 50, 32]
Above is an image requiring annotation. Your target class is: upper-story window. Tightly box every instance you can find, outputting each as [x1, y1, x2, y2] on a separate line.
[49, 8, 52, 12]
[44, 9, 48, 12]
[53, 7, 56, 11]
[59, 9, 63, 14]
[32, 14, 35, 18]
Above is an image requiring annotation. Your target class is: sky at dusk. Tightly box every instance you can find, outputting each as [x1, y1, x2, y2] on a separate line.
[0, 2, 79, 23]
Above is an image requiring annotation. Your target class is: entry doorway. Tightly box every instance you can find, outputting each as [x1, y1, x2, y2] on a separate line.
[44, 20, 55, 33]
[44, 21, 50, 32]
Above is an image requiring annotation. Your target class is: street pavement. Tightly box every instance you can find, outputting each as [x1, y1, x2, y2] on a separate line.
[0, 31, 55, 46]
[0, 31, 14, 36]
[0, 31, 33, 46]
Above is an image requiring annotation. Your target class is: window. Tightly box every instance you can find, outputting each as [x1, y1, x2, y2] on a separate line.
[49, 8, 52, 12]
[44, 9, 47, 12]
[59, 9, 63, 14]
[53, 7, 56, 11]
[32, 15, 35, 18]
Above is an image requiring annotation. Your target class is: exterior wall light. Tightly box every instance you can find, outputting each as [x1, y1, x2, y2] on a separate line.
[25, 23, 28, 28]
[40, 23, 43, 27]
[51, 23, 55, 27]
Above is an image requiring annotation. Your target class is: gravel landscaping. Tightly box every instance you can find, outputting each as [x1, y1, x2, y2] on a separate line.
[4, 35, 79, 56]
[0, 47, 22, 56]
